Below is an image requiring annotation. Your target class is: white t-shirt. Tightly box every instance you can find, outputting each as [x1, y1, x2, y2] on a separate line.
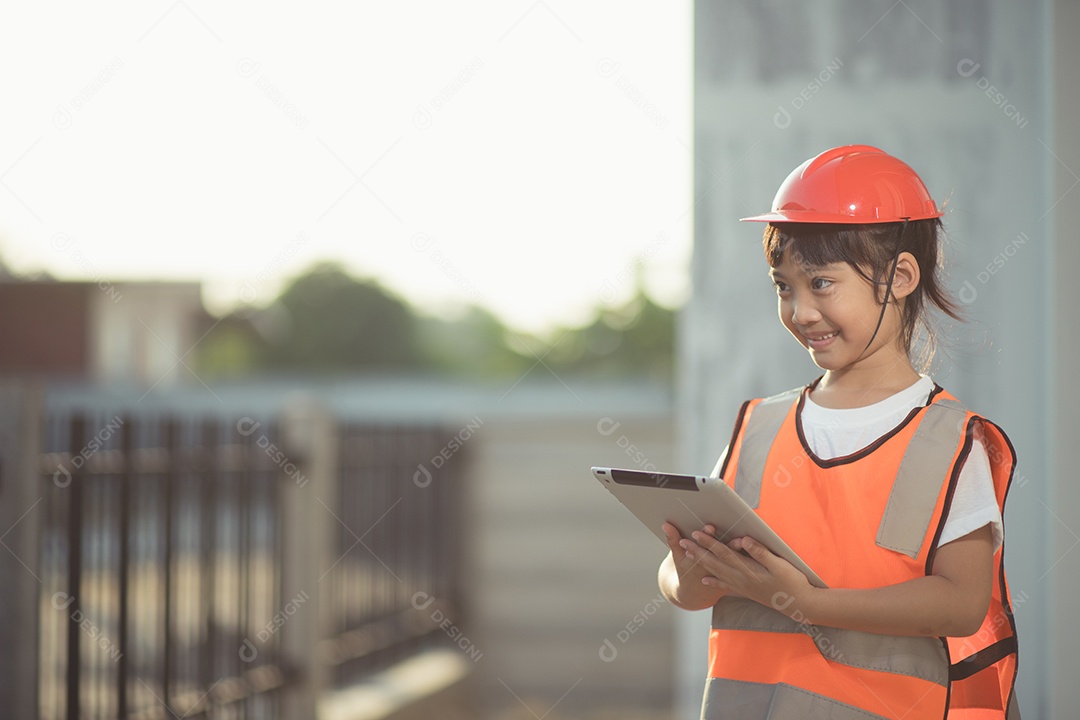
[711, 376, 1002, 551]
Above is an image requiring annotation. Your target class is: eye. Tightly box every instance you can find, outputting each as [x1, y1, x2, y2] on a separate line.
[773, 280, 789, 294]
[811, 277, 832, 290]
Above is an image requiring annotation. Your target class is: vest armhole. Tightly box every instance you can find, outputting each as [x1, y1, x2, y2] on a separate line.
[717, 400, 752, 480]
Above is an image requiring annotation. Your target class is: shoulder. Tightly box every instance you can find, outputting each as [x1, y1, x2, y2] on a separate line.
[929, 385, 1007, 429]
[927, 386, 1016, 463]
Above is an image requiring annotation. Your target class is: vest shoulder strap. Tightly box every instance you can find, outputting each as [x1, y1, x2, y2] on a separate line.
[732, 386, 802, 508]
[876, 397, 968, 558]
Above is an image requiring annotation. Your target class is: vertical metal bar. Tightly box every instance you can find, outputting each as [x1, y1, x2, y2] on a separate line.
[239, 422, 250, 720]
[117, 417, 131, 719]
[201, 419, 217, 713]
[394, 427, 407, 664]
[66, 414, 85, 720]
[273, 422, 284, 719]
[163, 418, 176, 713]
[349, 426, 361, 681]
[88, 433, 99, 714]
[449, 430, 465, 624]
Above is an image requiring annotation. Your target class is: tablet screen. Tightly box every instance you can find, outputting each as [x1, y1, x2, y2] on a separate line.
[607, 469, 700, 491]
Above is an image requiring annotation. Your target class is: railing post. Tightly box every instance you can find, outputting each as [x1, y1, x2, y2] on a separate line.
[279, 395, 337, 719]
[0, 382, 44, 718]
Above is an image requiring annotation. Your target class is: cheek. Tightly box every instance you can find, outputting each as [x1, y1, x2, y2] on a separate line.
[776, 297, 789, 322]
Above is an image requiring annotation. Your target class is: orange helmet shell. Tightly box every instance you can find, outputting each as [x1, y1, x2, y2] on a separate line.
[741, 145, 943, 224]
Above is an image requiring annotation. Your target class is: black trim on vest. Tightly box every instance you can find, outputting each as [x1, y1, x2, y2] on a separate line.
[794, 391, 929, 469]
[932, 421, 971, 720]
[983, 417, 1022, 714]
[924, 419, 974, 576]
[718, 400, 752, 480]
[949, 636, 1019, 681]
[927, 383, 946, 404]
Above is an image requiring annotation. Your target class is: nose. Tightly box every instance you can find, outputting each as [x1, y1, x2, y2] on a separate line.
[789, 292, 821, 327]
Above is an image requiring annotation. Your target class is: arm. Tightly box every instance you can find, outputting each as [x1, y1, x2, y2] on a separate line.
[682, 524, 993, 637]
[658, 522, 730, 611]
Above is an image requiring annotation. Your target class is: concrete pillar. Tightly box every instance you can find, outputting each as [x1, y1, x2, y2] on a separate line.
[0, 383, 44, 718]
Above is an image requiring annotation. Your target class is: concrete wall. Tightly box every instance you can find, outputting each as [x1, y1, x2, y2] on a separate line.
[1048, 0, 1080, 714]
[467, 405, 675, 716]
[682, 1, 1076, 717]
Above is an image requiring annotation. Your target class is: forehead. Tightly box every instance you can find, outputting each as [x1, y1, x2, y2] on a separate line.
[769, 251, 846, 275]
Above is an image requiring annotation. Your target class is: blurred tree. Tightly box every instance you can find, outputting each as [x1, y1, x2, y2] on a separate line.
[194, 262, 677, 383]
[415, 305, 534, 378]
[262, 262, 419, 372]
[194, 312, 264, 377]
[542, 289, 676, 383]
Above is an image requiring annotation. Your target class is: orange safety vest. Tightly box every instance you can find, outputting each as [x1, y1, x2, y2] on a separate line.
[703, 383, 1020, 720]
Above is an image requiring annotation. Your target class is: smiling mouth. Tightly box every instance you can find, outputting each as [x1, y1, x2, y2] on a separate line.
[805, 331, 838, 347]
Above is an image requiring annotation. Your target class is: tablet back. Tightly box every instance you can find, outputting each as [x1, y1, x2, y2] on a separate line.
[591, 467, 826, 588]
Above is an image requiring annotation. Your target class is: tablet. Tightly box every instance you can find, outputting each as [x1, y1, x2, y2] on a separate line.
[591, 467, 827, 588]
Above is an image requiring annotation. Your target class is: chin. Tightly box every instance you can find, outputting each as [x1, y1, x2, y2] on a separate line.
[807, 352, 845, 371]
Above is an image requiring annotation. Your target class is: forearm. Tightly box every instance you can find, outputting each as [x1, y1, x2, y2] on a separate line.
[796, 574, 987, 637]
[659, 552, 727, 611]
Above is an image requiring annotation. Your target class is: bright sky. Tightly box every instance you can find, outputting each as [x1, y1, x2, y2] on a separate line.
[0, 2, 692, 335]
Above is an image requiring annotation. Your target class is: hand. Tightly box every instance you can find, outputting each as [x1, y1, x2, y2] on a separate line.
[680, 533, 815, 617]
[658, 522, 729, 609]
[662, 521, 717, 578]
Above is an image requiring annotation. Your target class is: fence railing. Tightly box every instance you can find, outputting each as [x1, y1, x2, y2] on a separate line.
[2, 387, 467, 719]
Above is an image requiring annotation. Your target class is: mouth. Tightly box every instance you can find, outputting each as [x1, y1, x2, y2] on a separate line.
[804, 331, 838, 349]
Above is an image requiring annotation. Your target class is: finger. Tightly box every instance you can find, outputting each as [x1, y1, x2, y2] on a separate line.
[661, 522, 683, 546]
[682, 544, 729, 579]
[691, 530, 733, 557]
[688, 534, 749, 576]
[678, 538, 704, 558]
[734, 537, 778, 568]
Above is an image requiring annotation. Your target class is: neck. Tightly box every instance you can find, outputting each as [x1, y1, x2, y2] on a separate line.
[814, 344, 921, 407]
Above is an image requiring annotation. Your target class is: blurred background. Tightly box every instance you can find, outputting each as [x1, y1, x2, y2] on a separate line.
[0, 1, 1076, 718]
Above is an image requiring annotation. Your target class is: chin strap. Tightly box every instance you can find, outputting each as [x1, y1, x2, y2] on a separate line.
[861, 219, 909, 355]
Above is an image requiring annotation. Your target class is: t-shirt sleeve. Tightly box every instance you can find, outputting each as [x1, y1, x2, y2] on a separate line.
[710, 445, 730, 478]
[938, 437, 1003, 551]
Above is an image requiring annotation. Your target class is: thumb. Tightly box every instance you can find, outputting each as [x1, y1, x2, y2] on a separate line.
[661, 522, 685, 554]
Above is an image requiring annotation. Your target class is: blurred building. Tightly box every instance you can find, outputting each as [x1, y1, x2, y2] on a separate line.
[0, 280, 204, 385]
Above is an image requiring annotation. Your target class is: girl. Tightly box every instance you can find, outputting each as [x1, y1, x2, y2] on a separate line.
[658, 146, 1020, 719]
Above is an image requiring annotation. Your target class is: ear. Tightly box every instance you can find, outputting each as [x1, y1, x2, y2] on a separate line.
[888, 251, 921, 301]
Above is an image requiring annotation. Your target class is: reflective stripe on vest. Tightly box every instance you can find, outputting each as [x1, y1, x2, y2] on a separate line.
[701, 678, 892, 720]
[878, 398, 966, 558]
[711, 597, 948, 685]
[733, 388, 800, 508]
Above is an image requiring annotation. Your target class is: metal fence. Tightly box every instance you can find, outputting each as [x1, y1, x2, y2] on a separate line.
[7, 391, 467, 719]
[326, 422, 465, 687]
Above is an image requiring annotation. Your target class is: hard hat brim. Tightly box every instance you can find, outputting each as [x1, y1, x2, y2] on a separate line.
[740, 209, 943, 223]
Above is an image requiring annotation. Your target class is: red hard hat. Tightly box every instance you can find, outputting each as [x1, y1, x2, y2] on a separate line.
[741, 145, 943, 224]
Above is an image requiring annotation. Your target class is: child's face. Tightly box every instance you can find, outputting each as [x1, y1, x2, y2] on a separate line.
[769, 249, 903, 372]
